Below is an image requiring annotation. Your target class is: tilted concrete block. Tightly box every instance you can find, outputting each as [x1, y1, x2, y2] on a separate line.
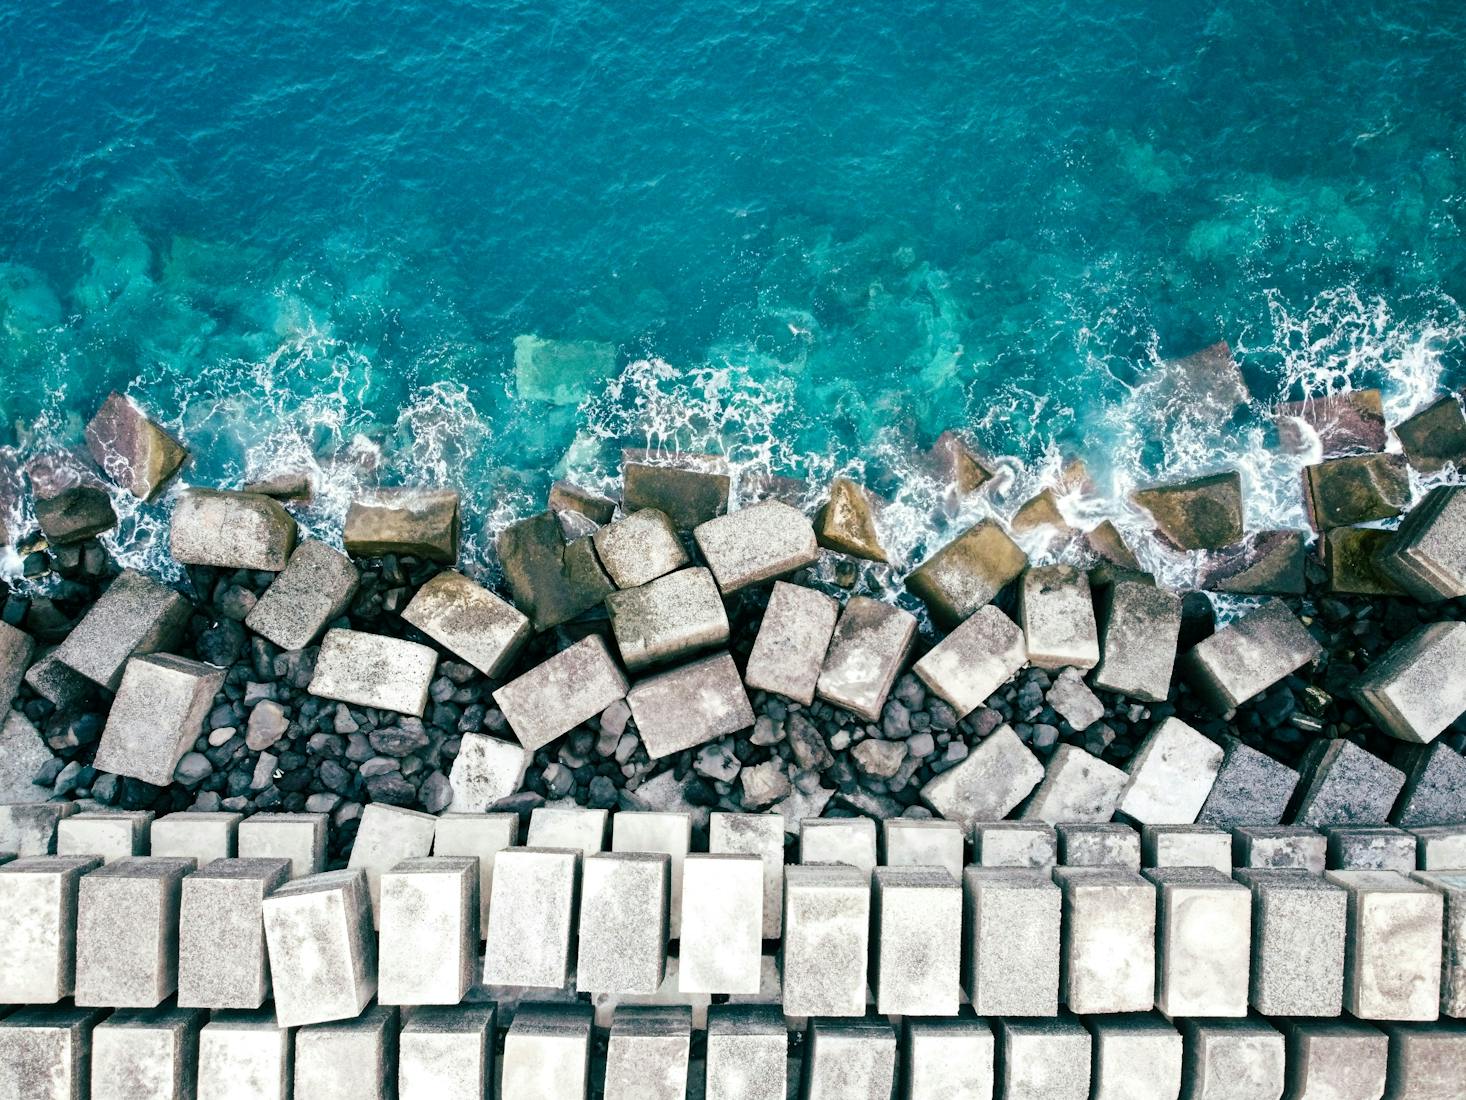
[604, 1006, 693, 1100]
[780, 863, 870, 1017]
[401, 568, 530, 676]
[293, 1004, 399, 1100]
[1279, 1019, 1389, 1100]
[882, 818, 964, 879]
[1089, 1014, 1182, 1100]
[1019, 564, 1099, 670]
[626, 651, 755, 760]
[245, 538, 360, 651]
[973, 821, 1057, 868]
[1393, 741, 1466, 827]
[379, 856, 478, 1005]
[1057, 822, 1141, 869]
[55, 810, 153, 863]
[709, 811, 785, 937]
[963, 867, 1060, 1016]
[801, 816, 877, 877]
[0, 1006, 108, 1100]
[612, 810, 692, 937]
[622, 457, 730, 530]
[1147, 866, 1251, 1016]
[995, 1016, 1092, 1100]
[576, 851, 670, 994]
[1091, 579, 1181, 702]
[494, 634, 630, 751]
[680, 854, 762, 994]
[433, 811, 517, 939]
[170, 488, 297, 571]
[347, 802, 438, 924]
[0, 619, 36, 709]
[446, 732, 528, 812]
[307, 627, 438, 717]
[1379, 1022, 1466, 1100]
[816, 595, 917, 720]
[1117, 716, 1223, 825]
[53, 568, 191, 691]
[1180, 1018, 1286, 1100]
[177, 856, 291, 1009]
[75, 857, 194, 1008]
[1328, 825, 1418, 872]
[149, 810, 242, 864]
[1379, 483, 1466, 600]
[903, 1018, 994, 1100]
[1053, 867, 1156, 1013]
[1294, 738, 1406, 826]
[595, 507, 690, 588]
[743, 581, 838, 706]
[1142, 824, 1232, 872]
[344, 487, 460, 563]
[0, 800, 77, 856]
[1232, 825, 1327, 872]
[1235, 868, 1347, 1016]
[484, 847, 579, 989]
[500, 1003, 592, 1100]
[0, 855, 100, 1002]
[197, 1010, 291, 1100]
[398, 1005, 497, 1100]
[1411, 825, 1466, 871]
[527, 804, 608, 855]
[1182, 597, 1322, 711]
[871, 866, 962, 1016]
[1197, 735, 1300, 828]
[1327, 869, 1444, 1021]
[1354, 621, 1466, 744]
[920, 724, 1043, 829]
[704, 1005, 786, 1100]
[913, 603, 1026, 717]
[904, 518, 1027, 628]
[606, 566, 729, 670]
[94, 654, 226, 785]
[261, 868, 377, 1027]
[236, 811, 327, 879]
[91, 1005, 205, 1100]
[1022, 743, 1127, 824]
[802, 1018, 897, 1100]
[693, 500, 819, 593]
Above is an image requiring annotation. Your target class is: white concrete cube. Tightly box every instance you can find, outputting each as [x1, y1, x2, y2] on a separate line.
[397, 1005, 496, 1100]
[1327, 825, 1417, 872]
[1057, 822, 1141, 869]
[781, 863, 870, 1017]
[882, 818, 964, 879]
[802, 1018, 897, 1100]
[91, 1005, 204, 1100]
[913, 603, 1027, 717]
[963, 867, 1060, 1016]
[347, 802, 438, 925]
[577, 851, 670, 994]
[149, 811, 242, 865]
[800, 816, 877, 877]
[500, 1003, 593, 1100]
[603, 1006, 693, 1100]
[1142, 823, 1232, 872]
[743, 581, 839, 706]
[612, 810, 692, 937]
[1235, 868, 1347, 1017]
[1019, 564, 1099, 670]
[293, 1004, 398, 1100]
[903, 1018, 994, 1100]
[1053, 867, 1156, 1013]
[177, 856, 291, 1009]
[307, 627, 438, 717]
[816, 596, 918, 721]
[261, 868, 377, 1027]
[1089, 1014, 1182, 1100]
[0, 801, 77, 855]
[0, 1006, 107, 1100]
[378, 856, 478, 1005]
[1411, 825, 1466, 871]
[196, 1010, 291, 1100]
[75, 857, 194, 1008]
[94, 655, 226, 786]
[0, 855, 101, 1003]
[1147, 866, 1251, 1017]
[1327, 869, 1444, 1020]
[871, 866, 961, 1015]
[995, 1016, 1092, 1100]
[1278, 1019, 1388, 1100]
[493, 634, 630, 752]
[527, 804, 609, 854]
[402, 568, 531, 677]
[1180, 1018, 1286, 1100]
[1022, 744, 1128, 824]
[973, 821, 1057, 868]
[484, 847, 579, 989]
[446, 732, 529, 812]
[55, 810, 152, 863]
[705, 1005, 786, 1100]
[1411, 870, 1466, 1018]
[1117, 716, 1223, 825]
[626, 650, 755, 760]
[1232, 825, 1326, 873]
[920, 724, 1043, 829]
[245, 538, 359, 652]
[236, 811, 327, 880]
[680, 854, 762, 994]
[1354, 620, 1466, 744]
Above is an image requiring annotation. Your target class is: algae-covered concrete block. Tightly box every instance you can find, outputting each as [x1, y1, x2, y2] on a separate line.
[53, 568, 191, 691]
[0, 1006, 108, 1100]
[1327, 869, 1444, 1021]
[261, 868, 377, 1027]
[1180, 1018, 1286, 1100]
[55, 810, 152, 863]
[973, 820, 1057, 868]
[1355, 621, 1466, 744]
[401, 568, 530, 676]
[1089, 1014, 1182, 1100]
[0, 619, 36, 709]
[497, 509, 615, 631]
[709, 811, 785, 937]
[86, 391, 187, 501]
[705, 1006, 787, 1100]
[1117, 716, 1223, 825]
[920, 724, 1043, 829]
[627, 651, 755, 760]
[246, 538, 360, 651]
[871, 866, 961, 1016]
[607, 566, 730, 670]
[1022, 743, 1127, 824]
[1235, 867, 1347, 1016]
[576, 851, 670, 994]
[904, 518, 1027, 627]
[1147, 866, 1251, 1017]
[743, 581, 839, 706]
[1182, 598, 1322, 712]
[75, 857, 194, 1008]
[91, 1005, 205, 1100]
[378, 856, 478, 1005]
[94, 654, 226, 786]
[680, 854, 762, 994]
[0, 855, 100, 1003]
[1304, 452, 1410, 530]
[398, 1005, 496, 1100]
[962, 867, 1060, 1016]
[781, 863, 870, 1017]
[493, 634, 629, 752]
[595, 507, 690, 588]
[236, 811, 327, 879]
[347, 802, 438, 924]
[500, 1003, 593, 1100]
[802, 1018, 897, 1100]
[1019, 564, 1099, 670]
[307, 627, 437, 717]
[623, 459, 730, 530]
[995, 1016, 1093, 1100]
[177, 856, 291, 1009]
[170, 488, 297, 571]
[1131, 469, 1244, 551]
[1053, 867, 1155, 1013]
[604, 1006, 693, 1100]
[149, 811, 242, 865]
[484, 847, 579, 989]
[816, 595, 918, 721]
[344, 487, 460, 563]
[693, 500, 819, 593]
[1091, 580, 1181, 702]
[293, 1004, 399, 1100]
[913, 603, 1027, 717]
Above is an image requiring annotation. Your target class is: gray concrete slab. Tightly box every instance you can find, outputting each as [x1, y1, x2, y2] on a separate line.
[1053, 867, 1156, 1013]
[379, 855, 478, 1005]
[177, 856, 291, 1009]
[307, 627, 438, 717]
[742, 581, 839, 706]
[0, 855, 101, 1002]
[293, 1004, 399, 1100]
[397, 1004, 497, 1100]
[680, 854, 762, 994]
[871, 866, 962, 1016]
[780, 863, 870, 1017]
[576, 851, 670, 994]
[75, 857, 194, 1008]
[963, 867, 1060, 1016]
[709, 811, 785, 937]
[94, 654, 227, 786]
[484, 847, 579, 989]
[1235, 868, 1347, 1017]
[261, 868, 377, 1027]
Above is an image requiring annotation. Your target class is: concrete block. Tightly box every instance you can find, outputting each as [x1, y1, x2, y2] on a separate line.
[705, 1005, 786, 1100]
[401, 567, 530, 676]
[904, 518, 1027, 628]
[973, 821, 1057, 868]
[1057, 822, 1141, 869]
[53, 568, 191, 691]
[1393, 742, 1466, 827]
[1147, 866, 1251, 1016]
[527, 804, 608, 855]
[398, 1005, 496, 1100]
[913, 603, 1027, 716]
[576, 851, 670, 994]
[920, 724, 1043, 829]
[307, 627, 438, 717]
[446, 732, 528, 811]
[680, 854, 762, 994]
[801, 816, 877, 877]
[75, 857, 193, 1007]
[177, 856, 291, 1009]
[245, 538, 360, 651]
[1089, 1013, 1182, 1100]
[709, 811, 785, 937]
[484, 847, 579, 989]
[802, 1018, 897, 1100]
[293, 1004, 398, 1100]
[236, 811, 327, 879]
[606, 566, 729, 670]
[1022, 743, 1127, 823]
[261, 868, 377, 1027]
[0, 801, 76, 856]
[1327, 870, 1444, 1020]
[94, 655, 227, 785]
[0, 620, 35, 709]
[902, 1018, 994, 1100]
[623, 457, 730, 530]
[612, 810, 692, 937]
[780, 863, 870, 1017]
[149, 811, 242, 864]
[1232, 825, 1327, 872]
[0, 1006, 108, 1100]
[1117, 716, 1223, 825]
[550, 478, 617, 527]
[1379, 484, 1466, 600]
[604, 1006, 693, 1100]
[90, 1005, 204, 1100]
[344, 486, 460, 561]
[1355, 622, 1466, 744]
[1329, 825, 1418, 872]
[500, 1003, 593, 1100]
[1182, 595, 1322, 711]
[1279, 1019, 1389, 1100]
[1091, 579, 1181, 702]
[626, 651, 755, 760]
[170, 488, 296, 570]
[379, 856, 478, 1004]
[995, 1016, 1092, 1100]
[871, 866, 961, 1015]
[693, 500, 819, 593]
[593, 507, 690, 589]
[55, 810, 152, 863]
[346, 803, 438, 924]
[1412, 826, 1466, 871]
[587, 953, 711, 1030]
[882, 818, 964, 879]
[1380, 1022, 1466, 1100]
[1295, 739, 1407, 826]
[1018, 564, 1099, 670]
[1235, 868, 1347, 1016]
[23, 648, 91, 711]
[962, 867, 1060, 1016]
[743, 581, 839, 706]
[1197, 735, 1300, 828]
[494, 634, 630, 752]
[1304, 452, 1410, 529]
[1053, 867, 1156, 1013]
[432, 811, 517, 939]
[1142, 824, 1232, 871]
[1180, 1018, 1286, 1100]
[816, 595, 918, 721]
[0, 855, 100, 1002]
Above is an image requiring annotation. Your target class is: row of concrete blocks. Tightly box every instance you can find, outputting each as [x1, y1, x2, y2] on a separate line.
[2, 1001, 1463, 1100]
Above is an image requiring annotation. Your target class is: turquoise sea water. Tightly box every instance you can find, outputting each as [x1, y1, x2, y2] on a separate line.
[2, 0, 1465, 581]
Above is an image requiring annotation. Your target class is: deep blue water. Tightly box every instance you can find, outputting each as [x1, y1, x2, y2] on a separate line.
[2, 0, 1465, 579]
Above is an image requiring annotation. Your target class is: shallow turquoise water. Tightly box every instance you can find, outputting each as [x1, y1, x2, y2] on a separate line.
[2, 0, 1464, 575]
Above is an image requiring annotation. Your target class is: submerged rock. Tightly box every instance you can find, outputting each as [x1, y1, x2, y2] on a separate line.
[513, 334, 616, 406]
[813, 476, 887, 562]
[85, 391, 188, 501]
[34, 486, 116, 545]
[1131, 471, 1243, 551]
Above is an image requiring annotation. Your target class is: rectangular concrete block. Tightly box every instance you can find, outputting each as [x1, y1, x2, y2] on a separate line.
[0, 1006, 108, 1100]
[1328, 825, 1418, 872]
[308, 627, 438, 717]
[379, 856, 478, 1004]
[484, 847, 579, 989]
[904, 518, 1028, 628]
[347, 802, 438, 925]
[0, 855, 101, 1002]
[398, 1005, 497, 1100]
[294, 1004, 398, 1100]
[1057, 822, 1141, 869]
[527, 804, 609, 854]
[501, 1003, 593, 1100]
[75, 856, 193, 1007]
[1089, 1013, 1182, 1100]
[170, 488, 297, 570]
[802, 1018, 897, 1100]
[1022, 743, 1127, 824]
[1117, 716, 1223, 825]
[1392, 741, 1466, 827]
[913, 603, 1027, 717]
[744, 581, 839, 706]
[1280, 1019, 1389, 1100]
[196, 1009, 292, 1100]
[55, 810, 152, 863]
[612, 810, 692, 937]
[91, 1005, 204, 1100]
[974, 821, 1057, 868]
[0, 801, 77, 855]
[996, 1016, 1092, 1100]
[1328, 869, 1444, 1021]
[709, 811, 785, 937]
[447, 731, 529, 812]
[1355, 621, 1466, 744]
[1235, 868, 1348, 1016]
[1294, 738, 1407, 826]
[902, 1017, 994, 1100]
[705, 1005, 786, 1100]
[236, 811, 327, 879]
[1147, 866, 1251, 1017]
[1380, 1021, 1466, 1100]
[178, 856, 291, 1009]
[53, 568, 191, 691]
[1411, 825, 1466, 871]
[1019, 564, 1099, 670]
[604, 1005, 693, 1100]
[402, 568, 530, 677]
[433, 811, 517, 939]
[780, 863, 870, 1017]
[920, 724, 1044, 829]
[94, 654, 227, 785]
[1182, 597, 1322, 711]
[694, 500, 818, 593]
[606, 566, 730, 670]
[149, 810, 242, 864]
[1232, 825, 1327, 872]
[245, 538, 360, 651]
[871, 866, 962, 1016]
[1197, 735, 1300, 828]
[493, 634, 630, 752]
[680, 854, 762, 994]
[1181, 1018, 1286, 1100]
[261, 868, 377, 1027]
[882, 818, 964, 879]
[1091, 579, 1181, 702]
[963, 867, 1060, 1016]
[595, 506, 691, 588]
[816, 595, 919, 721]
[343, 487, 460, 562]
[1380, 483, 1466, 599]
[628, 650, 755, 760]
[1142, 824, 1232, 871]
[1053, 867, 1156, 1013]
[801, 816, 878, 877]
[576, 851, 670, 994]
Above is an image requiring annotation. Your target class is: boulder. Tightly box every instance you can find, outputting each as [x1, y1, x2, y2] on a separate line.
[497, 511, 615, 631]
[1380, 486, 1466, 601]
[53, 569, 192, 691]
[694, 501, 819, 593]
[626, 651, 755, 760]
[85, 391, 188, 501]
[593, 508, 689, 589]
[1182, 598, 1322, 712]
[816, 596, 918, 722]
[1395, 395, 1466, 473]
[904, 519, 1027, 628]
[1090, 580, 1180, 703]
[1201, 530, 1306, 596]
[606, 567, 729, 671]
[1303, 453, 1409, 531]
[1275, 389, 1386, 456]
[34, 487, 116, 545]
[492, 635, 629, 752]
[307, 628, 438, 718]
[1018, 565, 1099, 670]
[920, 725, 1043, 829]
[94, 654, 228, 785]
[170, 489, 297, 571]
[743, 581, 839, 706]
[402, 569, 531, 678]
[1324, 528, 1405, 596]
[246, 540, 361, 651]
[913, 604, 1026, 717]
[813, 477, 887, 562]
[343, 488, 460, 563]
[622, 456, 730, 530]
[1131, 471, 1243, 551]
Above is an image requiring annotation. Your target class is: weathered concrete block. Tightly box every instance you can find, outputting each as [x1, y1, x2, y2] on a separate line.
[587, 953, 712, 1030]
[91, 1004, 205, 1100]
[308, 627, 437, 717]
[75, 857, 193, 1007]
[802, 1018, 897, 1100]
[1327, 525, 1408, 596]
[743, 581, 838, 706]
[1232, 825, 1327, 872]
[343, 487, 460, 563]
[1354, 621, 1466, 745]
[1279, 1019, 1389, 1100]
[1117, 716, 1223, 825]
[1397, 394, 1466, 472]
[1182, 597, 1322, 712]
[86, 390, 187, 501]
[920, 724, 1043, 829]
[261, 868, 377, 1027]
[398, 1005, 496, 1100]
[1304, 451, 1410, 530]
[401, 567, 530, 676]
[1053, 867, 1156, 1013]
[1057, 822, 1141, 869]
[1393, 741, 1466, 827]
[1381, 1022, 1466, 1099]
[1142, 824, 1232, 871]
[494, 634, 629, 752]
[1203, 528, 1308, 596]
[962, 867, 1059, 1016]
[1328, 825, 1418, 872]
[604, 1006, 693, 1100]
[1235, 868, 1347, 1016]
[53, 568, 191, 691]
[1147, 866, 1251, 1016]
[680, 854, 762, 994]
[801, 816, 878, 877]
[0, 1006, 108, 1100]
[432, 811, 517, 939]
[1091, 580, 1182, 702]
[904, 518, 1027, 628]
[870, 866, 961, 1016]
[500, 1003, 593, 1100]
[612, 810, 692, 937]
[23, 648, 91, 711]
[550, 478, 615, 526]
[94, 654, 226, 786]
[913, 603, 1027, 717]
[626, 650, 754, 760]
[1294, 738, 1406, 826]
[378, 856, 477, 1004]
[236, 811, 327, 879]
[1276, 388, 1387, 456]
[0, 620, 35, 710]
[498, 509, 615, 631]
[1381, 484, 1466, 600]
[1412, 826, 1466, 871]
[1327, 869, 1443, 1020]
[1022, 743, 1127, 823]
[0, 801, 77, 856]
[816, 595, 918, 720]
[705, 1005, 786, 1100]
[607, 566, 729, 670]
[882, 818, 964, 879]
[346, 802, 438, 924]
[623, 458, 730, 530]
[576, 851, 670, 994]
[974, 821, 1057, 868]
[1131, 470, 1244, 551]
[902, 1018, 994, 1100]
[0, 855, 100, 1002]
[1018, 564, 1099, 670]
[813, 475, 887, 561]
[177, 856, 291, 1009]
[170, 488, 297, 571]
[780, 863, 870, 1017]
[594, 507, 690, 588]
[55, 810, 152, 863]
[293, 1004, 398, 1100]
[693, 500, 818, 593]
[149, 810, 241, 864]
[527, 804, 609, 854]
[446, 731, 528, 812]
[1180, 1018, 1286, 1100]
[484, 847, 579, 989]
[709, 811, 785, 937]
[996, 1016, 1093, 1100]
[1089, 1014, 1182, 1100]
[1197, 735, 1300, 828]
